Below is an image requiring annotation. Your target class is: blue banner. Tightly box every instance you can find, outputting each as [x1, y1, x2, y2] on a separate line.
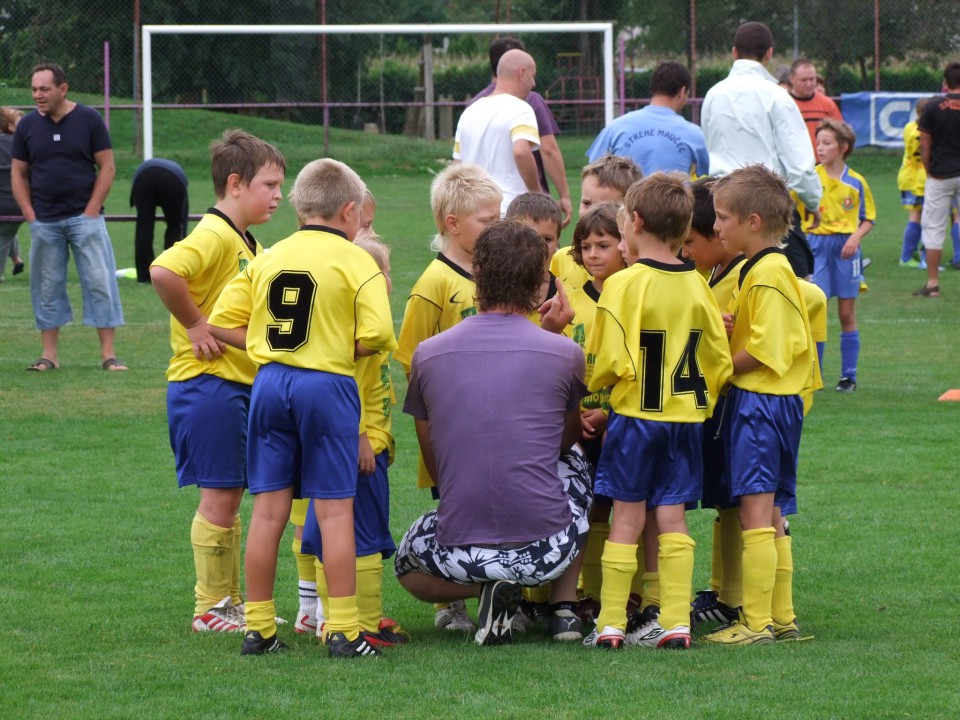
[841, 92, 929, 148]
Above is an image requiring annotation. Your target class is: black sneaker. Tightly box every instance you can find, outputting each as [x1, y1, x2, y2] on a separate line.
[240, 629, 288, 655]
[835, 377, 857, 393]
[327, 630, 381, 658]
[626, 604, 660, 635]
[548, 605, 584, 641]
[474, 580, 522, 646]
[690, 590, 739, 628]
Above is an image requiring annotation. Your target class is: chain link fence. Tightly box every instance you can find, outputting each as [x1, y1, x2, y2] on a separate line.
[1, 1, 954, 144]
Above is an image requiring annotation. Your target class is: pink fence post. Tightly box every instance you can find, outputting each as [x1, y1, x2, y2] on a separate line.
[618, 36, 625, 117]
[104, 41, 110, 129]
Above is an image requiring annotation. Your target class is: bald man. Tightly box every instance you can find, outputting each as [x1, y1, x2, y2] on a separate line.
[454, 49, 540, 215]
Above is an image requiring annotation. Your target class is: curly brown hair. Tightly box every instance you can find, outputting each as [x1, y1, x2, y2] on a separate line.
[473, 219, 547, 314]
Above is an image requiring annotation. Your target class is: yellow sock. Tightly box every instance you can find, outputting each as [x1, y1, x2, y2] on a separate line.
[630, 539, 646, 597]
[230, 515, 242, 606]
[741, 527, 777, 631]
[292, 537, 317, 583]
[718, 508, 743, 608]
[709, 516, 722, 593]
[657, 533, 695, 631]
[581, 521, 610, 601]
[315, 559, 329, 626]
[191, 512, 234, 616]
[640, 571, 660, 611]
[523, 584, 551, 604]
[356, 553, 384, 633]
[245, 599, 277, 638]
[596, 541, 637, 632]
[772, 535, 795, 625]
[326, 595, 360, 642]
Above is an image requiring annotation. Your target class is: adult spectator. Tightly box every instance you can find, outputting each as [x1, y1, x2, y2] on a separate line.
[473, 37, 572, 227]
[701, 21, 820, 277]
[12, 62, 125, 371]
[0, 107, 24, 282]
[395, 219, 593, 646]
[455, 50, 540, 216]
[790, 59, 843, 153]
[914, 61, 960, 298]
[586, 60, 709, 177]
[130, 158, 189, 283]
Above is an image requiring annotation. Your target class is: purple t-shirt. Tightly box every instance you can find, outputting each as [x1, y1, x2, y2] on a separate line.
[471, 84, 560, 193]
[404, 312, 586, 546]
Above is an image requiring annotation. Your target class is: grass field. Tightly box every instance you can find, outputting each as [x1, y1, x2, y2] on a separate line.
[2, 103, 959, 719]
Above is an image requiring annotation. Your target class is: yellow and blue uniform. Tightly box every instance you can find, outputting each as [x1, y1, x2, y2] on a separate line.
[550, 245, 592, 292]
[799, 278, 827, 415]
[898, 120, 925, 206]
[395, 252, 476, 489]
[588, 258, 732, 637]
[566, 279, 610, 420]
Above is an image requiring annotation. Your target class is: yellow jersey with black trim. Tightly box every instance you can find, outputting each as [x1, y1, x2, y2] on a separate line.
[549, 245, 591, 292]
[566, 279, 610, 412]
[728, 248, 821, 397]
[709, 255, 747, 311]
[209, 225, 396, 375]
[898, 120, 925, 195]
[357, 351, 396, 462]
[588, 259, 732, 422]
[799, 164, 876, 235]
[395, 253, 477, 374]
[152, 209, 261, 384]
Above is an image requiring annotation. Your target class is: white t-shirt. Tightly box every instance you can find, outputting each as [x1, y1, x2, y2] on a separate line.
[454, 93, 540, 214]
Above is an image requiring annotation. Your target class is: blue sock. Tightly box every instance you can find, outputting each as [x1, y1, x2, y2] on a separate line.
[952, 223, 959, 263]
[840, 330, 859, 382]
[817, 341, 825, 378]
[901, 221, 921, 263]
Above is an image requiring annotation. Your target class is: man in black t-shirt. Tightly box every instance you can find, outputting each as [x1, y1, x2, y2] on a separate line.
[915, 61, 960, 297]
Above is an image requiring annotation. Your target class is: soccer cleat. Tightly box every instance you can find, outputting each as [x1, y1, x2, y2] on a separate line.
[702, 620, 775, 645]
[435, 600, 476, 632]
[294, 611, 317, 635]
[773, 618, 802, 641]
[240, 629, 288, 655]
[575, 596, 601, 626]
[899, 259, 920, 268]
[192, 596, 246, 633]
[475, 580, 522, 646]
[691, 590, 739, 628]
[367, 617, 411, 647]
[583, 625, 625, 649]
[548, 608, 584, 642]
[327, 630, 381, 658]
[511, 600, 536, 634]
[625, 604, 660, 635]
[835, 377, 857, 393]
[625, 618, 691, 649]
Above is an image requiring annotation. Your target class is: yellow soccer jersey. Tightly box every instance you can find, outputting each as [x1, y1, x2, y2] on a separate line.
[152, 210, 261, 384]
[209, 225, 396, 374]
[566, 279, 610, 412]
[728, 249, 821, 397]
[799, 164, 876, 235]
[394, 254, 477, 375]
[898, 120, 926, 196]
[588, 260, 732, 422]
[709, 255, 747, 312]
[357, 351, 396, 462]
[549, 245, 592, 291]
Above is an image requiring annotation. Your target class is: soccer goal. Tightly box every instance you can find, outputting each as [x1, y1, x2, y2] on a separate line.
[140, 22, 615, 160]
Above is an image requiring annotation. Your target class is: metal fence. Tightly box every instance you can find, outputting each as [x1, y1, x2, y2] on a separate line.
[1, 0, 953, 146]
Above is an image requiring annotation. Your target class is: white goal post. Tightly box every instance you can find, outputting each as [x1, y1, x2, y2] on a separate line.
[141, 22, 615, 159]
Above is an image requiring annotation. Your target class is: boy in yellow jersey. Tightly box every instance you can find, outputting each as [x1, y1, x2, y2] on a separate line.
[551, 154, 641, 290]
[704, 164, 821, 646]
[799, 119, 875, 392]
[679, 177, 748, 631]
[300, 230, 409, 648]
[208, 159, 396, 658]
[394, 163, 501, 634]
[584, 173, 732, 650]
[150, 129, 285, 634]
[898, 98, 932, 268]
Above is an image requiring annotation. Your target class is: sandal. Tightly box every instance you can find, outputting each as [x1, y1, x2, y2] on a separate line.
[102, 357, 129, 371]
[27, 357, 58, 372]
[912, 285, 940, 297]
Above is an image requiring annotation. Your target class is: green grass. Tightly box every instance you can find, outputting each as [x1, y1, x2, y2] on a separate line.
[1, 107, 958, 719]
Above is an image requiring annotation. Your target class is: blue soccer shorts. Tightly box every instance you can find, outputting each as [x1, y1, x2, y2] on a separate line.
[808, 233, 862, 299]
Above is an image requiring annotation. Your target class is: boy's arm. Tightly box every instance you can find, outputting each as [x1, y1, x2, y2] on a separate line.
[208, 324, 247, 350]
[840, 219, 874, 260]
[150, 266, 226, 360]
[414, 418, 439, 484]
[732, 348, 764, 376]
[919, 131, 932, 175]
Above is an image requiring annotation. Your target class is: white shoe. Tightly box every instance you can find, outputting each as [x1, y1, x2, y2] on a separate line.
[434, 600, 476, 632]
[192, 596, 245, 633]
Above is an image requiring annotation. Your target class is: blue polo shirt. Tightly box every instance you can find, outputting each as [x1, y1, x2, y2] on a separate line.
[587, 104, 709, 176]
[12, 103, 112, 221]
